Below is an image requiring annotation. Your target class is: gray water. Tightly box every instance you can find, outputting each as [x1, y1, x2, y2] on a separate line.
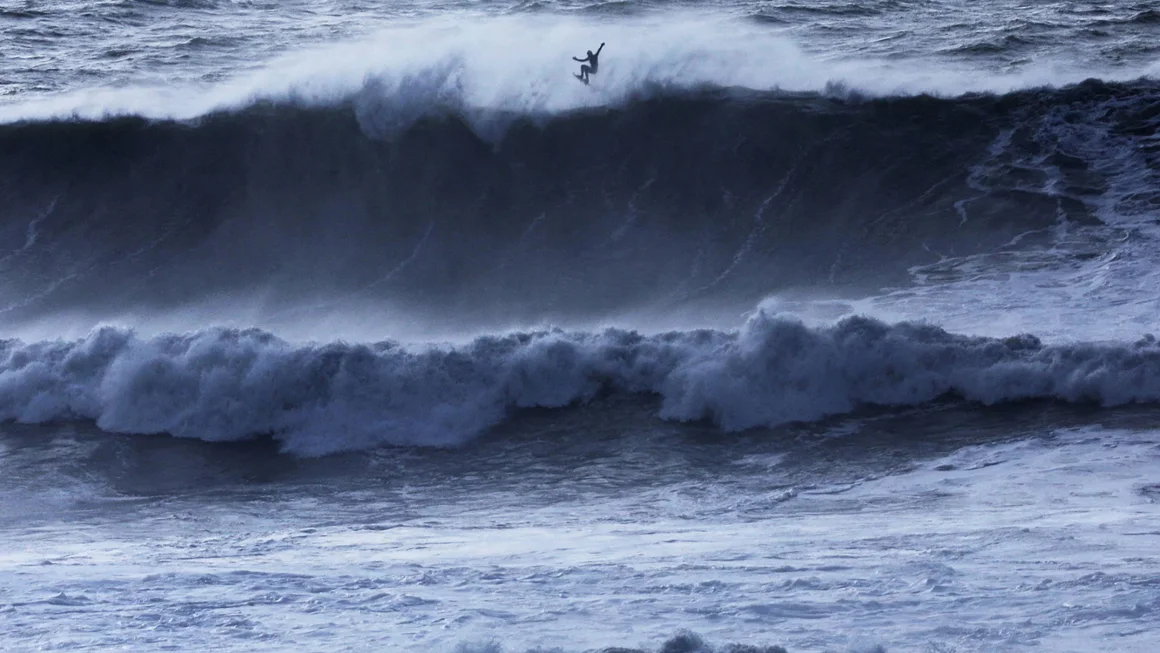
[4, 402, 1160, 652]
[2, 1, 1160, 651]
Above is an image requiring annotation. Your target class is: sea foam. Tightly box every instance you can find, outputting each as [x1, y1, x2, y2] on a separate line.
[1, 313, 1156, 455]
[0, 12, 1151, 126]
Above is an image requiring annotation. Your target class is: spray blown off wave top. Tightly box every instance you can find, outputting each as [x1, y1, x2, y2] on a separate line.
[1, 50, 1159, 331]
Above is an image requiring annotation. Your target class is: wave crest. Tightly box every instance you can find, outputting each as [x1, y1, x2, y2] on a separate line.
[2, 315, 1157, 456]
[2, 12, 1156, 126]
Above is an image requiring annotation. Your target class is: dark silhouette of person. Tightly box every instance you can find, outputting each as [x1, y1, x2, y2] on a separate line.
[573, 42, 605, 85]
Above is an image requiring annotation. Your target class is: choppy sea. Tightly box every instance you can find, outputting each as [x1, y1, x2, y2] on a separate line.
[2, 1, 1159, 651]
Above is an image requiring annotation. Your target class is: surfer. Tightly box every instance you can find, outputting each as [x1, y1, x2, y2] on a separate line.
[573, 42, 605, 85]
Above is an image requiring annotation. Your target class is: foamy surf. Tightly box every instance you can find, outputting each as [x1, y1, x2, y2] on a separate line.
[1, 12, 1156, 126]
[1, 314, 1156, 455]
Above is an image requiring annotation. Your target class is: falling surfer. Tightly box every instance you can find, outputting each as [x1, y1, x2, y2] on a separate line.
[573, 42, 605, 85]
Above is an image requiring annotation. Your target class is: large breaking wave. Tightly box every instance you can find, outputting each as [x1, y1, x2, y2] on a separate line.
[1, 76, 1158, 333]
[2, 313, 1158, 456]
[2, 21, 1160, 451]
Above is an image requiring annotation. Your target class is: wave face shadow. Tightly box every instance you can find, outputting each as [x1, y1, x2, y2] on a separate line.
[5, 79, 1152, 328]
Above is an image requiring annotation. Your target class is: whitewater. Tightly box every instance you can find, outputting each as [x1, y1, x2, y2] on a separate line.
[1, 1, 1159, 652]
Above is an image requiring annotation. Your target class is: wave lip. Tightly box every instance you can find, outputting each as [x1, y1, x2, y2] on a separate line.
[3, 11, 1159, 127]
[1, 314, 1157, 456]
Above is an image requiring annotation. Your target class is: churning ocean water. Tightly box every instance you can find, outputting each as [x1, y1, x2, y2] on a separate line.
[2, 0, 1160, 651]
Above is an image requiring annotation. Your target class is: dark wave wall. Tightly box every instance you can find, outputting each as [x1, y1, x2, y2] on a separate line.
[1, 80, 1149, 326]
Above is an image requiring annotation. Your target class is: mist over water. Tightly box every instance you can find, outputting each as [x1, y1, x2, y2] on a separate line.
[4, 10, 1159, 126]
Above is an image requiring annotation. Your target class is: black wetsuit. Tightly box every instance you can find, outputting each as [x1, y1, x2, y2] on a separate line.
[574, 43, 605, 84]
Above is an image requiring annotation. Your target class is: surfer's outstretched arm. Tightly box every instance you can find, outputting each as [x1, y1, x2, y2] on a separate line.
[572, 55, 587, 62]
[595, 42, 605, 55]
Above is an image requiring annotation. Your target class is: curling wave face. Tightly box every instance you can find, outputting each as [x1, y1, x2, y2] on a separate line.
[2, 78, 1159, 334]
[2, 313, 1158, 456]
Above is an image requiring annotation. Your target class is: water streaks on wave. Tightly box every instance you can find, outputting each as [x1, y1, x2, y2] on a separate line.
[1, 78, 1158, 334]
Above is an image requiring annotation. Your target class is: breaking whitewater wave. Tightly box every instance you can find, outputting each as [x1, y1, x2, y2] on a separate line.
[2, 16, 1160, 424]
[5, 11, 1156, 125]
[2, 312, 1157, 456]
[2, 77, 1158, 332]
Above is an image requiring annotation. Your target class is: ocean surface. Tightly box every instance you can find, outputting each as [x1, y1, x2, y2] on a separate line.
[2, 1, 1160, 651]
